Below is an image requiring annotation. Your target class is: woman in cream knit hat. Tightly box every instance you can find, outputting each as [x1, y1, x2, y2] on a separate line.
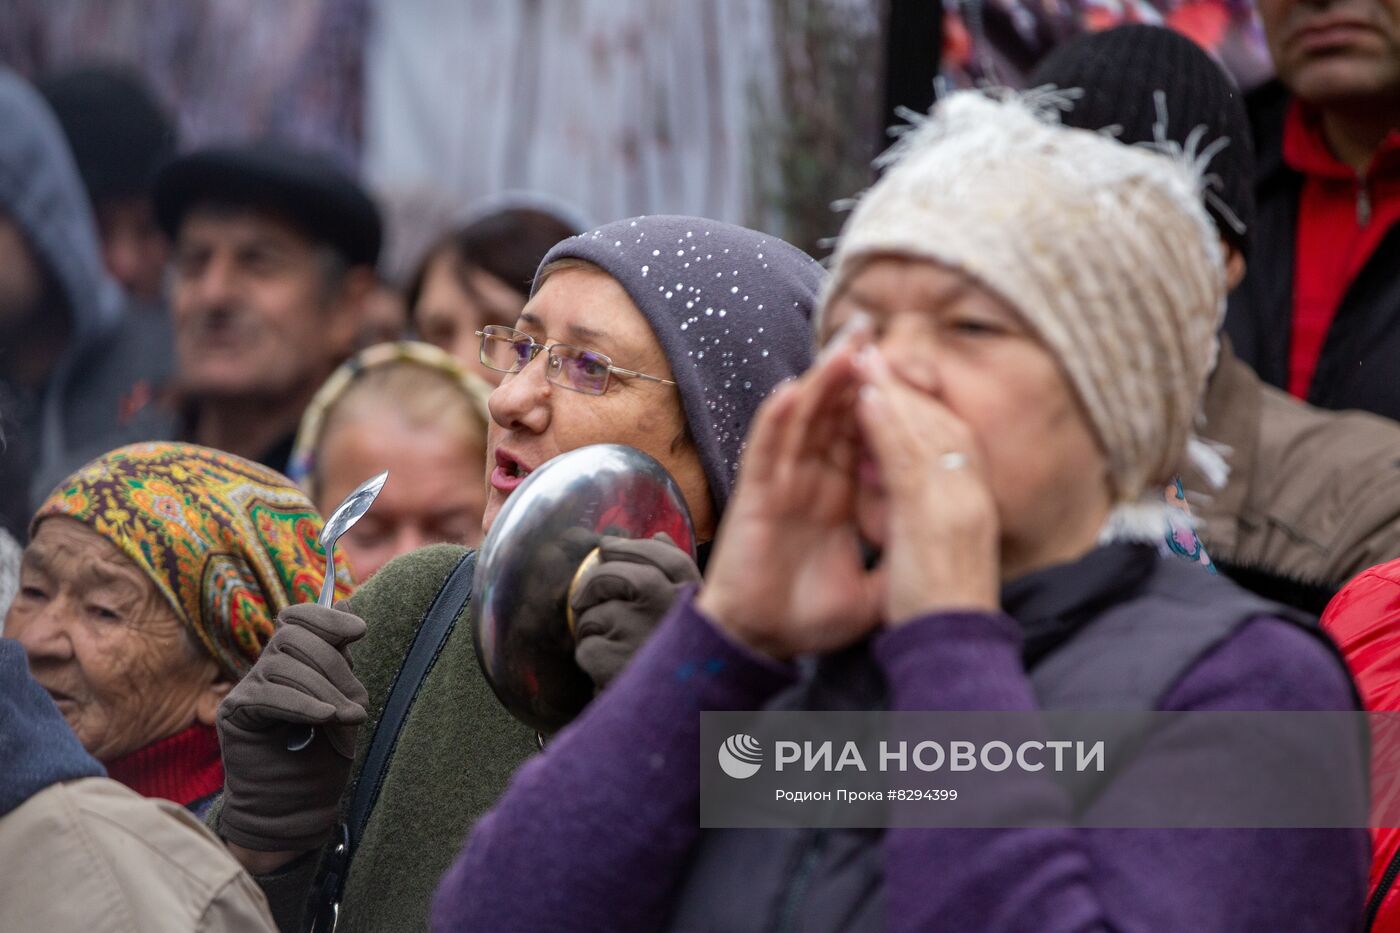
[435, 90, 1367, 932]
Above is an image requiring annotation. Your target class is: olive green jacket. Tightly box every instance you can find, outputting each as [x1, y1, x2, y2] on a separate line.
[235, 544, 537, 932]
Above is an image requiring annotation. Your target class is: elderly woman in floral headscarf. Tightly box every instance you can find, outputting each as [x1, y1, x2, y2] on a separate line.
[5, 442, 348, 817]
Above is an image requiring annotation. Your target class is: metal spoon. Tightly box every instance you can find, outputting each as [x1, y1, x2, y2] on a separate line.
[287, 470, 389, 752]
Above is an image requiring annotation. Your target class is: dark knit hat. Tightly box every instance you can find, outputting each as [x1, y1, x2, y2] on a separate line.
[37, 65, 175, 205]
[536, 216, 821, 515]
[154, 143, 382, 267]
[1030, 25, 1255, 254]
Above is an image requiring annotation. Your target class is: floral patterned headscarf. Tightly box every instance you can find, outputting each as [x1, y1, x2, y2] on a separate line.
[32, 442, 351, 679]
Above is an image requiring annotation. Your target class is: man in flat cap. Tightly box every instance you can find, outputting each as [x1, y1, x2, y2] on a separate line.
[154, 144, 381, 474]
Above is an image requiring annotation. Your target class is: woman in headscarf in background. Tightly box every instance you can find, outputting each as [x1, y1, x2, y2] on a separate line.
[289, 341, 492, 581]
[6, 442, 347, 817]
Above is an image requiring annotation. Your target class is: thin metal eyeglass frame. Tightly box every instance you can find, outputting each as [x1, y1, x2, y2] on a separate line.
[475, 326, 677, 395]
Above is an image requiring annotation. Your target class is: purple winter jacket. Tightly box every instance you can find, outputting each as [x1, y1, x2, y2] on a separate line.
[432, 559, 1368, 932]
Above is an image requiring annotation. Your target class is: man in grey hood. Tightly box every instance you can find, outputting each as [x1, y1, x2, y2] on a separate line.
[0, 67, 173, 537]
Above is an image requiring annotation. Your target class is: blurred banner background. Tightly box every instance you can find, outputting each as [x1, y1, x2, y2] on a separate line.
[0, 0, 1269, 262]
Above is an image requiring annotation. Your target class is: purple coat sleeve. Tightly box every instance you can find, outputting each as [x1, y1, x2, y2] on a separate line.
[431, 588, 796, 933]
[876, 613, 1370, 933]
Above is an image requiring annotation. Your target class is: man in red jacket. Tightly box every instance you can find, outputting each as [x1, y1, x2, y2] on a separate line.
[1225, 0, 1400, 420]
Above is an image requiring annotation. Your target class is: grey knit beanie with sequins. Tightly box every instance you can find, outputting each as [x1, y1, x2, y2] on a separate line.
[535, 215, 822, 515]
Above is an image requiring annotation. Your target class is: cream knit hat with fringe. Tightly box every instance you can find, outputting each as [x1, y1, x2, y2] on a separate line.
[824, 89, 1227, 536]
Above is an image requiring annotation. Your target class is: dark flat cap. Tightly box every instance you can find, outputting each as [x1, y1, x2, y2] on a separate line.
[154, 143, 382, 266]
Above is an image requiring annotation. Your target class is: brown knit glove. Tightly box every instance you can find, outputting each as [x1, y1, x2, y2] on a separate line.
[569, 534, 701, 689]
[216, 603, 369, 852]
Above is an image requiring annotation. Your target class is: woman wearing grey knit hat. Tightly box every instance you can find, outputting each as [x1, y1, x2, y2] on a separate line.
[434, 91, 1367, 933]
[207, 215, 823, 931]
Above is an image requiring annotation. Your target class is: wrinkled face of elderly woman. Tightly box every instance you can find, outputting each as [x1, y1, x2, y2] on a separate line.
[6, 518, 230, 760]
[823, 256, 1113, 576]
[481, 263, 715, 540]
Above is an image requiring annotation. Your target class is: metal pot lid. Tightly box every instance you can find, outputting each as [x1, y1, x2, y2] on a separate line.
[471, 444, 696, 733]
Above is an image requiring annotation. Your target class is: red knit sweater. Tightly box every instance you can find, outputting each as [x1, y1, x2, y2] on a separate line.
[103, 722, 224, 810]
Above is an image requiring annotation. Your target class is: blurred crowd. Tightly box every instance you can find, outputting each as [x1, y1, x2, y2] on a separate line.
[5, 3, 1400, 932]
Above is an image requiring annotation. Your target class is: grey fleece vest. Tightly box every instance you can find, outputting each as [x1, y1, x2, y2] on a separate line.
[664, 557, 1322, 933]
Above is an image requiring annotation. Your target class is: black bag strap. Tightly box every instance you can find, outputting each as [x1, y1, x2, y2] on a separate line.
[310, 550, 477, 933]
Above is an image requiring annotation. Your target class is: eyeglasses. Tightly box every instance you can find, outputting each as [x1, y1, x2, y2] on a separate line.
[476, 325, 677, 396]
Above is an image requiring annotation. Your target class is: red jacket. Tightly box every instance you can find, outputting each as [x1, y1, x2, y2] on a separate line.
[1323, 561, 1400, 929]
[1225, 82, 1400, 423]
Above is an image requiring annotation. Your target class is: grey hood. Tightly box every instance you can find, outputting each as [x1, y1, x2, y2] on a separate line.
[0, 67, 125, 367]
[0, 68, 174, 520]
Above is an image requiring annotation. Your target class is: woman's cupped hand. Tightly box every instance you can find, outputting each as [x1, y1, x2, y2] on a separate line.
[696, 322, 1000, 661]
